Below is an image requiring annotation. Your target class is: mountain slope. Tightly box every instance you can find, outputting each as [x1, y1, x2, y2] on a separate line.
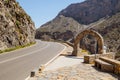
[36, 15, 86, 41]
[0, 0, 35, 51]
[91, 12, 120, 54]
[36, 0, 120, 55]
[59, 0, 120, 24]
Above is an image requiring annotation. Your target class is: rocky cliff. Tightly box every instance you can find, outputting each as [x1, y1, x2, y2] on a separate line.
[36, 0, 120, 55]
[0, 0, 36, 51]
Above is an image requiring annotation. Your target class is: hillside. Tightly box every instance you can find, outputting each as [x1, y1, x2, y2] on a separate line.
[0, 0, 35, 51]
[59, 0, 120, 24]
[91, 12, 120, 55]
[36, 15, 86, 41]
[36, 0, 120, 55]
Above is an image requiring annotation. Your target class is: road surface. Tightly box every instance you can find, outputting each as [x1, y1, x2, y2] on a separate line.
[0, 40, 65, 80]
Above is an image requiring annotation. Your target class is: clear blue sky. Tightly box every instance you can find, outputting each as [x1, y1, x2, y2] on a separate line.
[16, 0, 85, 28]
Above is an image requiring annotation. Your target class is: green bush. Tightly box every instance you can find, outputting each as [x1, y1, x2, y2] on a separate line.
[15, 20, 20, 26]
[4, 0, 9, 4]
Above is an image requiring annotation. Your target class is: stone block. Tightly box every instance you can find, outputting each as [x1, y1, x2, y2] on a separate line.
[95, 59, 114, 72]
[100, 57, 120, 74]
[84, 53, 115, 64]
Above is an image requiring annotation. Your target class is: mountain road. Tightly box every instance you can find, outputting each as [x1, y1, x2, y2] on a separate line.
[0, 40, 65, 80]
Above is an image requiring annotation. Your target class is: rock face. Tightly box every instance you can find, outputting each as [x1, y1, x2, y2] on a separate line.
[36, 0, 120, 54]
[59, 0, 120, 24]
[0, 0, 36, 50]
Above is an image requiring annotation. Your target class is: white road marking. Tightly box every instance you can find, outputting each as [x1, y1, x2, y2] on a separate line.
[25, 76, 30, 80]
[45, 44, 66, 66]
[25, 43, 66, 80]
[0, 43, 50, 64]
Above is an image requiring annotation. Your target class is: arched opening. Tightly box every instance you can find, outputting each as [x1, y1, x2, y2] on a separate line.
[72, 30, 104, 56]
[80, 34, 99, 54]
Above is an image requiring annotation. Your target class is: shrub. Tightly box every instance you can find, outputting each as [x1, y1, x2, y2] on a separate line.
[15, 20, 20, 26]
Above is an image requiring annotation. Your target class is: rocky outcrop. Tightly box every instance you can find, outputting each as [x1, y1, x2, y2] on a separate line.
[0, 0, 36, 51]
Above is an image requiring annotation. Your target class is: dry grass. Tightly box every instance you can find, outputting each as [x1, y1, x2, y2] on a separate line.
[0, 42, 36, 54]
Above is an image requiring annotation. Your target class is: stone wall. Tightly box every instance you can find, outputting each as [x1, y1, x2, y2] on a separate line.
[84, 53, 115, 64]
[100, 57, 120, 74]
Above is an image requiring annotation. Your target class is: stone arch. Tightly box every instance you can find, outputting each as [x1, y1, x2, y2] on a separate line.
[72, 30, 104, 56]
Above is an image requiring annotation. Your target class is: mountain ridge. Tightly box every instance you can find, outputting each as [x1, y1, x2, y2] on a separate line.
[59, 0, 120, 24]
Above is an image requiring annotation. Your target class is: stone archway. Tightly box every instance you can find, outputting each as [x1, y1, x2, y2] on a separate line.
[72, 30, 104, 56]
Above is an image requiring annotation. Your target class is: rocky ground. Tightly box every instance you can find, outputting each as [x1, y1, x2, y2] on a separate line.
[35, 63, 119, 80]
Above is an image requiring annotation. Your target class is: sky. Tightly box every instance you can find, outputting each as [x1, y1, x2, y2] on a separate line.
[16, 0, 85, 28]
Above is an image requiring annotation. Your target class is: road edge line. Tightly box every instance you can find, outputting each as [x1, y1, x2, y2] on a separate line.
[25, 43, 67, 80]
[25, 76, 30, 80]
[44, 43, 67, 67]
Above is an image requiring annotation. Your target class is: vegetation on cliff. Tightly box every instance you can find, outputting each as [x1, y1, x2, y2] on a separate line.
[0, 0, 36, 51]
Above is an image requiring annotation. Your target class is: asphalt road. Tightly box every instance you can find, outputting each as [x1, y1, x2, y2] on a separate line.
[0, 40, 65, 80]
